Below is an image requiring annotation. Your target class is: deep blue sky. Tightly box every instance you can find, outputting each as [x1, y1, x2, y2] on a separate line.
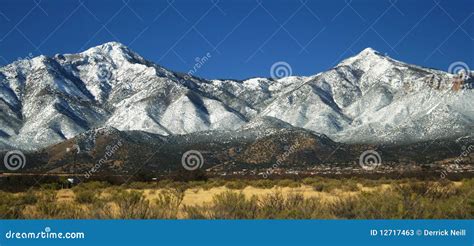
[0, 0, 472, 80]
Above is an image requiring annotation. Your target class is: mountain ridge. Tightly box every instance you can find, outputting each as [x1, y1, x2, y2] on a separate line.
[0, 42, 472, 151]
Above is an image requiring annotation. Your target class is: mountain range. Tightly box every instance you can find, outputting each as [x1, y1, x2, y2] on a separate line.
[0, 42, 473, 174]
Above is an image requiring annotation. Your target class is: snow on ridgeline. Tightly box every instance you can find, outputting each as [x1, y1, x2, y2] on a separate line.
[0, 42, 472, 150]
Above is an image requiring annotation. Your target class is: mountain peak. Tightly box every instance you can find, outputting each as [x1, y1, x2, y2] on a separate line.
[337, 47, 386, 68]
[91, 41, 128, 50]
[82, 41, 133, 58]
[360, 47, 378, 54]
[354, 47, 384, 58]
[77, 41, 146, 67]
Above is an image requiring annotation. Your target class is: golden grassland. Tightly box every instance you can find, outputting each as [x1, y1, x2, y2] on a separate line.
[0, 177, 472, 219]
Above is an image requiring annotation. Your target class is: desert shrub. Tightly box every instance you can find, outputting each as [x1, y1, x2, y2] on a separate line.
[424, 196, 471, 219]
[302, 177, 317, 185]
[309, 179, 347, 193]
[39, 183, 61, 190]
[329, 196, 359, 219]
[302, 177, 328, 186]
[322, 179, 360, 193]
[32, 191, 84, 219]
[425, 181, 460, 200]
[208, 191, 258, 219]
[460, 178, 474, 190]
[0, 191, 25, 219]
[55, 203, 85, 219]
[33, 191, 62, 218]
[276, 179, 300, 188]
[18, 190, 38, 205]
[150, 188, 185, 219]
[397, 182, 429, 196]
[87, 199, 115, 219]
[2, 190, 39, 218]
[258, 191, 286, 218]
[341, 181, 359, 192]
[112, 190, 151, 219]
[350, 184, 464, 219]
[466, 196, 474, 218]
[182, 205, 209, 219]
[285, 193, 305, 207]
[198, 182, 215, 191]
[127, 182, 155, 189]
[350, 191, 402, 219]
[311, 179, 342, 193]
[75, 181, 110, 190]
[392, 184, 432, 218]
[187, 180, 206, 188]
[358, 178, 388, 187]
[312, 183, 325, 192]
[251, 179, 274, 189]
[209, 179, 226, 187]
[153, 179, 173, 189]
[199, 179, 226, 190]
[406, 181, 469, 219]
[171, 182, 190, 192]
[278, 195, 326, 219]
[74, 189, 97, 204]
[258, 192, 317, 219]
[225, 180, 247, 190]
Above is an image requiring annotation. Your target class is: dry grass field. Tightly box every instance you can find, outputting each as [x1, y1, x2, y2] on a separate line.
[0, 178, 472, 219]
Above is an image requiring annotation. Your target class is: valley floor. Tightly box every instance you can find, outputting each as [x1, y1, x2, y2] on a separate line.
[0, 177, 473, 219]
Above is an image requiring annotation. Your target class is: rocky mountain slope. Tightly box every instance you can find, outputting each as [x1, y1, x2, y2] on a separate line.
[7, 124, 472, 175]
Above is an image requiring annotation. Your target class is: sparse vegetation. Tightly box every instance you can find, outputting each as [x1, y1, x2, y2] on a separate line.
[0, 178, 471, 219]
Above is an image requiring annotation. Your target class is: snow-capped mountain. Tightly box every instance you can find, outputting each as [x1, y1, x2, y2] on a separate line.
[0, 42, 472, 150]
[262, 48, 473, 144]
